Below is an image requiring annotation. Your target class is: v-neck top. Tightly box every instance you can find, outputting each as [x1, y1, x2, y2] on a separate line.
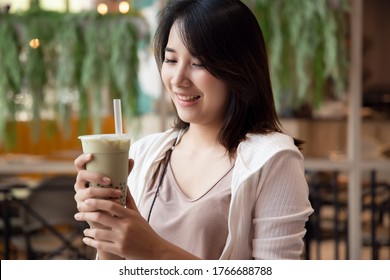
[139, 159, 233, 259]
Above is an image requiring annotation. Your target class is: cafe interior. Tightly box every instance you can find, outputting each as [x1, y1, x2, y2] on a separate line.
[0, 0, 389, 260]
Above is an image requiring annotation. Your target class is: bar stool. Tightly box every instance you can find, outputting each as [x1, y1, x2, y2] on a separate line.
[362, 171, 390, 259]
[306, 171, 348, 259]
[0, 180, 28, 259]
[11, 175, 90, 259]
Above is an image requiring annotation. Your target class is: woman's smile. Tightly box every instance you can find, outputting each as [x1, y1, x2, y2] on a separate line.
[176, 94, 201, 106]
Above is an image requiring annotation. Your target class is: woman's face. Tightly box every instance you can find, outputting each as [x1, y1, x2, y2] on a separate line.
[161, 22, 229, 128]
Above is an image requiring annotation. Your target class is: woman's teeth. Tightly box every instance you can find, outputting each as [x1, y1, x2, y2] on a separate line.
[178, 95, 200, 102]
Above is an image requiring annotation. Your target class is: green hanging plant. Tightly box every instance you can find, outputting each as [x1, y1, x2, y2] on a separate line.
[22, 18, 47, 141]
[80, 14, 110, 134]
[0, 9, 147, 150]
[0, 20, 21, 149]
[244, 0, 349, 115]
[109, 16, 140, 122]
[54, 14, 84, 138]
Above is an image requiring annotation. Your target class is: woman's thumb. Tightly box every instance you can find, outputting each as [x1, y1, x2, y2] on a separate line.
[125, 188, 139, 213]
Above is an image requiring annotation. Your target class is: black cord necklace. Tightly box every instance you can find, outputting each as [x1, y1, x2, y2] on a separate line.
[146, 143, 175, 223]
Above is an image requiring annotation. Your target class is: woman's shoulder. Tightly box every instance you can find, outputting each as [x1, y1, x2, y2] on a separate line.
[233, 132, 304, 188]
[237, 132, 302, 169]
[245, 132, 298, 152]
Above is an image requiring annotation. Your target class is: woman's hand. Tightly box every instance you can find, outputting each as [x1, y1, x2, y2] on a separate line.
[73, 154, 164, 259]
[74, 154, 136, 259]
[74, 154, 118, 211]
[73, 154, 133, 228]
[74, 188, 170, 259]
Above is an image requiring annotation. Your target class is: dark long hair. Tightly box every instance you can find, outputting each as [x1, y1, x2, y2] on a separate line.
[154, 0, 302, 152]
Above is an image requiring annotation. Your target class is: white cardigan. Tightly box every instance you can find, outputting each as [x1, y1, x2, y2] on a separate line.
[128, 129, 313, 259]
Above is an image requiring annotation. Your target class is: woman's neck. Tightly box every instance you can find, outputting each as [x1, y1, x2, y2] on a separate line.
[179, 124, 225, 153]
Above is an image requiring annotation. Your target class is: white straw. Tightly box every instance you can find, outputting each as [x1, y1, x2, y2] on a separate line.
[113, 99, 123, 134]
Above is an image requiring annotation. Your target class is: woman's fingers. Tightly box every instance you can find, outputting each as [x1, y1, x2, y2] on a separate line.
[75, 199, 132, 229]
[75, 170, 111, 191]
[75, 189, 122, 212]
[74, 153, 92, 172]
[83, 227, 114, 243]
[74, 209, 114, 225]
[86, 199, 129, 218]
[81, 235, 119, 257]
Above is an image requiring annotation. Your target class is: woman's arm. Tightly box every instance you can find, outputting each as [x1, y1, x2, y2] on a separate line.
[252, 150, 313, 259]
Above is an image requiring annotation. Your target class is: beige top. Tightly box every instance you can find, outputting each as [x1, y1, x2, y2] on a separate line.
[139, 160, 233, 259]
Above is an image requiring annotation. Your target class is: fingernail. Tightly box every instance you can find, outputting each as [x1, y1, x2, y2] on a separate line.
[74, 213, 81, 220]
[85, 154, 91, 160]
[103, 177, 111, 184]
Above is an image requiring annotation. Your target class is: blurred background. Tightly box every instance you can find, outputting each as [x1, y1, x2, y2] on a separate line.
[0, 0, 389, 260]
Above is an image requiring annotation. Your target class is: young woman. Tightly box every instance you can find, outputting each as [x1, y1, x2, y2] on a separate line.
[74, 0, 313, 260]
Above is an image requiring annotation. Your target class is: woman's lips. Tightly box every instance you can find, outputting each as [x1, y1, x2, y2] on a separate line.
[177, 95, 201, 102]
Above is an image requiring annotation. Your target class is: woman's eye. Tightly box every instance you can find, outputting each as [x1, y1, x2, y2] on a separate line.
[192, 63, 204, 68]
[164, 59, 176, 64]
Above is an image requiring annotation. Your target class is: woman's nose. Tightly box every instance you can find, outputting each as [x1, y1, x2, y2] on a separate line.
[171, 65, 190, 87]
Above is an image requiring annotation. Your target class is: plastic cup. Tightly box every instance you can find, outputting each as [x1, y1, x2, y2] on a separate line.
[78, 134, 131, 206]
